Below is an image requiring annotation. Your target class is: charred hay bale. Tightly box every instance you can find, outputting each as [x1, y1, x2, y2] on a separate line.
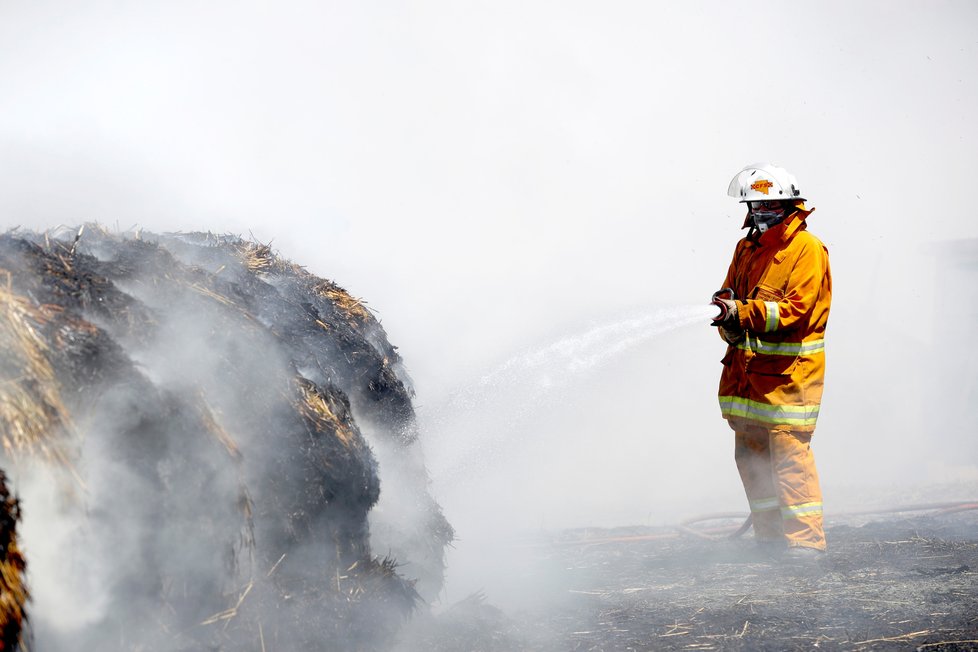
[0, 227, 448, 650]
[0, 234, 155, 345]
[0, 282, 73, 466]
[0, 471, 25, 652]
[156, 232, 419, 439]
[74, 229, 453, 593]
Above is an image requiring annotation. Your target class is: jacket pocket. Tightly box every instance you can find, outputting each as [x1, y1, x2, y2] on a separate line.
[751, 283, 784, 302]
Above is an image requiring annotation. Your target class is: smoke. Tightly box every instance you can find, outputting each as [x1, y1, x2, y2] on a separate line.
[407, 304, 722, 610]
[423, 304, 716, 488]
[1, 0, 977, 640]
[0, 230, 445, 650]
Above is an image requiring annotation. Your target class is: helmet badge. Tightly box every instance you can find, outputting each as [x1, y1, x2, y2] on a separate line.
[750, 179, 773, 195]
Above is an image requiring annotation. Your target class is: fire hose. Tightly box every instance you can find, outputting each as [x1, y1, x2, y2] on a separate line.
[555, 501, 978, 547]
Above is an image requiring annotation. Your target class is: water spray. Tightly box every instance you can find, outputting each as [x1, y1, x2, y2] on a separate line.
[423, 303, 718, 485]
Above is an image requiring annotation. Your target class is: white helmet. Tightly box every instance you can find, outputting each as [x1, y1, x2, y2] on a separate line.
[727, 162, 805, 203]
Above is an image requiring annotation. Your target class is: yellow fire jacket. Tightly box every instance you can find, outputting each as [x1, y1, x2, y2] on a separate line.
[718, 205, 832, 432]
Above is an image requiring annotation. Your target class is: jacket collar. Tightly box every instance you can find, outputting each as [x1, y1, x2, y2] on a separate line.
[756, 206, 814, 247]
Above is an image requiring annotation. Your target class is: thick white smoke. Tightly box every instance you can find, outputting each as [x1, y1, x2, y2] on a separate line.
[0, 0, 976, 636]
[0, 230, 445, 650]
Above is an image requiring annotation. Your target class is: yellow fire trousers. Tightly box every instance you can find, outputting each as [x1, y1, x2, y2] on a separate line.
[732, 422, 825, 550]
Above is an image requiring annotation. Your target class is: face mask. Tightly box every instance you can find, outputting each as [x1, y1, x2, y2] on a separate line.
[749, 204, 787, 232]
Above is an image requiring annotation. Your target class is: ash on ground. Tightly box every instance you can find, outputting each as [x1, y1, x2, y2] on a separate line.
[398, 508, 978, 652]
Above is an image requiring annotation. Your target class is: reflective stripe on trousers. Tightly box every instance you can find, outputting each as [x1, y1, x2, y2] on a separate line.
[750, 497, 823, 520]
[782, 501, 823, 519]
[733, 424, 825, 550]
[749, 497, 779, 513]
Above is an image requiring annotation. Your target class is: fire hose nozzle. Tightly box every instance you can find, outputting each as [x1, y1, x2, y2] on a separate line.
[710, 288, 736, 326]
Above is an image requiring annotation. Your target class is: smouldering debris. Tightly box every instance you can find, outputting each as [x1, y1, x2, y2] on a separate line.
[0, 226, 453, 651]
[397, 511, 978, 651]
[0, 472, 25, 652]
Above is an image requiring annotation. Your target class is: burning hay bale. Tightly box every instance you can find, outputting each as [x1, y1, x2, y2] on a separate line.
[0, 472, 25, 652]
[0, 227, 453, 651]
[0, 284, 72, 465]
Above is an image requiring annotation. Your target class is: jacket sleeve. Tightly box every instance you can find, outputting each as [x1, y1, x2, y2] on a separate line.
[717, 243, 740, 342]
[738, 238, 828, 334]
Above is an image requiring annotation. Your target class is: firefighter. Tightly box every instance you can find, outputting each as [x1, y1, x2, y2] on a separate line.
[712, 162, 831, 561]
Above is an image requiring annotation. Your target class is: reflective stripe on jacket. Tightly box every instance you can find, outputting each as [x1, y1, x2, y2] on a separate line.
[717, 206, 831, 432]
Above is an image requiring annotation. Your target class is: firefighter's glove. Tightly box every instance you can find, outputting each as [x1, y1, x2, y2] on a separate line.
[719, 325, 745, 346]
[714, 298, 740, 328]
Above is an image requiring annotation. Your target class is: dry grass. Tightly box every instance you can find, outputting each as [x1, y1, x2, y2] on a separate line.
[186, 282, 239, 308]
[313, 281, 371, 326]
[295, 379, 357, 450]
[200, 580, 254, 628]
[235, 241, 305, 277]
[173, 275, 260, 328]
[238, 242, 275, 273]
[194, 391, 256, 578]
[196, 391, 242, 461]
[0, 276, 73, 466]
[0, 536, 26, 651]
[0, 473, 26, 652]
[234, 240, 372, 328]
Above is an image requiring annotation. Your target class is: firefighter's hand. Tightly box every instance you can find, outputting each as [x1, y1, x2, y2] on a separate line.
[715, 298, 739, 327]
[719, 325, 744, 345]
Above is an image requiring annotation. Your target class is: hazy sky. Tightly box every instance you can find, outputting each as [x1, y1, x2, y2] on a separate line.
[2, 2, 977, 595]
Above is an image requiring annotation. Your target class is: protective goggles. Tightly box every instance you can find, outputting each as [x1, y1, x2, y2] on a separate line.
[748, 201, 786, 213]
